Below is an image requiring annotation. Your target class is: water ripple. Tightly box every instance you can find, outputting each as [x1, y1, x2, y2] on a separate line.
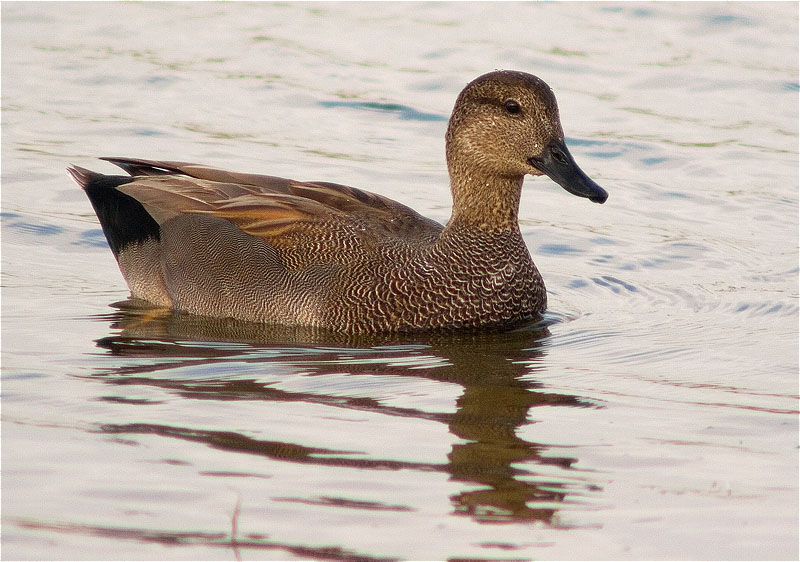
[318, 100, 446, 122]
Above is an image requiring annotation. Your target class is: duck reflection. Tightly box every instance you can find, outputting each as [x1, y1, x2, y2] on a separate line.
[91, 301, 598, 526]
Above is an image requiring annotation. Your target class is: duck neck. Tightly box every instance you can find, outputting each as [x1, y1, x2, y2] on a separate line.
[445, 168, 525, 233]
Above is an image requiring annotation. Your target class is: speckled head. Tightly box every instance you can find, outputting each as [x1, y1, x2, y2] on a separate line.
[445, 70, 608, 205]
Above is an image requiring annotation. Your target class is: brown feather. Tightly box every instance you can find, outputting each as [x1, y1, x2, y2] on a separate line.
[107, 157, 442, 245]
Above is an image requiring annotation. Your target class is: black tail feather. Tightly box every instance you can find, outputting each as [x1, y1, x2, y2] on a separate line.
[100, 156, 184, 177]
[67, 165, 160, 258]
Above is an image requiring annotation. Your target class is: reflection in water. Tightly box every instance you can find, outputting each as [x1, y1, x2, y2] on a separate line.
[13, 518, 385, 561]
[443, 341, 587, 523]
[72, 302, 600, 548]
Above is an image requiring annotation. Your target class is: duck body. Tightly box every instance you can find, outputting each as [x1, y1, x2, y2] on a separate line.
[69, 70, 607, 334]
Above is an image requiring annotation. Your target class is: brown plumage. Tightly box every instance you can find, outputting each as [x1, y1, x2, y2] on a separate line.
[68, 70, 608, 334]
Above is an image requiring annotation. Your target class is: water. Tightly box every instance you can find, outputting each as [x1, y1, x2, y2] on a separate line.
[2, 2, 797, 559]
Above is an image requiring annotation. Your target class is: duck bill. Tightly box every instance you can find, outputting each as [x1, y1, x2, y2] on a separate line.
[529, 139, 608, 204]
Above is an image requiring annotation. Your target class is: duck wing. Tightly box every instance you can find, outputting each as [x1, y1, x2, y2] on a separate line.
[101, 157, 443, 245]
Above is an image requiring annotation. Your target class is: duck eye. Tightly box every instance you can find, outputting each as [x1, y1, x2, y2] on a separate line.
[504, 100, 522, 115]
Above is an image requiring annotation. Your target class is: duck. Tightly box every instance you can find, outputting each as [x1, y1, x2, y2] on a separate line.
[68, 70, 608, 334]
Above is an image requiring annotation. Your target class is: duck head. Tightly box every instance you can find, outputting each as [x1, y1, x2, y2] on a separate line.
[446, 70, 608, 205]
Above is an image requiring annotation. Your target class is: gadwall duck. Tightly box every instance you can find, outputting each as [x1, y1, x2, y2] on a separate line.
[68, 70, 608, 334]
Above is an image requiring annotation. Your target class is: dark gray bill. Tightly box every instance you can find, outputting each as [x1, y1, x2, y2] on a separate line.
[529, 139, 608, 204]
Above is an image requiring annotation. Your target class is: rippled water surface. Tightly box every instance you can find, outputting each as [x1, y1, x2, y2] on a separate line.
[2, 2, 798, 560]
